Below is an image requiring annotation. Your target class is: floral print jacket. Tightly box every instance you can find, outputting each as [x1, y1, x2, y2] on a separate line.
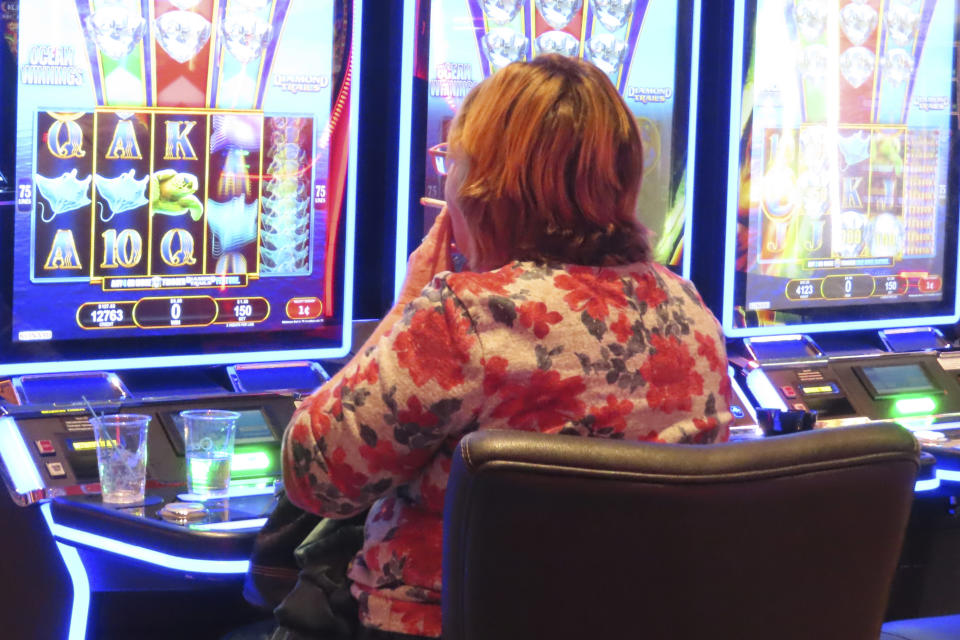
[282, 260, 733, 637]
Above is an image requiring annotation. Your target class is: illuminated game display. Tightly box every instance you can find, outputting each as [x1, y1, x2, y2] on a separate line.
[723, 0, 960, 336]
[399, 0, 701, 289]
[5, 0, 358, 373]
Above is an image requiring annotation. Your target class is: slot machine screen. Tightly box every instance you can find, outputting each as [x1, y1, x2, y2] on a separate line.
[2, 0, 361, 376]
[399, 0, 701, 290]
[723, 0, 960, 337]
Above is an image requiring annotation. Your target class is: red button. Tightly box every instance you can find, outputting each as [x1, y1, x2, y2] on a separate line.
[35, 440, 55, 456]
[781, 385, 797, 399]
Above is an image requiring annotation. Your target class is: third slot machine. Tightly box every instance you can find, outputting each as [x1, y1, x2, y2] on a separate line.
[705, 0, 960, 486]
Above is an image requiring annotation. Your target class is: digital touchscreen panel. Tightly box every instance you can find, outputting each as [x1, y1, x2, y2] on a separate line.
[421, 0, 699, 271]
[723, 0, 960, 335]
[9, 0, 350, 353]
[858, 363, 939, 398]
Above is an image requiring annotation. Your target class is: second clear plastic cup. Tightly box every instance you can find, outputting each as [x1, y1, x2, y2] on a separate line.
[180, 409, 239, 498]
[90, 414, 151, 505]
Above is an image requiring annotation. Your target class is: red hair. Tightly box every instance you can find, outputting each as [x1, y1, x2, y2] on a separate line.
[448, 54, 649, 267]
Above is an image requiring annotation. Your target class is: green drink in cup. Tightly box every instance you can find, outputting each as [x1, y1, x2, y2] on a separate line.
[180, 409, 240, 497]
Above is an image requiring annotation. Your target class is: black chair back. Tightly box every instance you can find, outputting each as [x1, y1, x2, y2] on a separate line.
[442, 424, 919, 640]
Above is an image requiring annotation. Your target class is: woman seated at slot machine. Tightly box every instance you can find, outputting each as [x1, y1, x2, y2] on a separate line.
[281, 54, 733, 639]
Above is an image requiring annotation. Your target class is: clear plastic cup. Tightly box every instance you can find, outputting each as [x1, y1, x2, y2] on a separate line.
[180, 409, 240, 498]
[90, 414, 151, 505]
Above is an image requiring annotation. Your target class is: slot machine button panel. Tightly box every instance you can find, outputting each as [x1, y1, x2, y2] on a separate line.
[780, 385, 798, 399]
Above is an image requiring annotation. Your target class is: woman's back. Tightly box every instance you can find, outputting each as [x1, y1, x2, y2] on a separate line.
[285, 259, 731, 636]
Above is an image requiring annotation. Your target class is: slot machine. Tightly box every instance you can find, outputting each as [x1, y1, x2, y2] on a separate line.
[691, 0, 960, 617]
[394, 0, 761, 437]
[703, 0, 960, 462]
[0, 1, 363, 638]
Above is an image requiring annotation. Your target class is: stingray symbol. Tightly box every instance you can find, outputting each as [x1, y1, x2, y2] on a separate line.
[838, 131, 871, 169]
[95, 169, 149, 222]
[207, 196, 259, 253]
[35, 169, 92, 223]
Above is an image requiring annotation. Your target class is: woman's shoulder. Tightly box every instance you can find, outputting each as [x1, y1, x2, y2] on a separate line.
[439, 260, 704, 301]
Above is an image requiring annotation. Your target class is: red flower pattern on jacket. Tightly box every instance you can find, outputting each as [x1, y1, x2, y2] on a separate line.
[610, 313, 633, 344]
[482, 356, 509, 396]
[632, 270, 668, 308]
[447, 264, 521, 296]
[327, 446, 370, 500]
[695, 330, 723, 372]
[640, 333, 704, 413]
[282, 261, 731, 637]
[553, 266, 628, 319]
[588, 394, 634, 435]
[491, 369, 587, 431]
[517, 301, 563, 338]
[393, 299, 474, 390]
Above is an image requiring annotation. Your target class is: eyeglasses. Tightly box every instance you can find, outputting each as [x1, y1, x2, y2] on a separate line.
[428, 142, 450, 176]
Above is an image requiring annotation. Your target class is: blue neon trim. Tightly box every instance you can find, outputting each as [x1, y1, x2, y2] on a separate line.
[0, 345, 351, 377]
[42, 504, 249, 574]
[177, 483, 276, 502]
[55, 542, 90, 640]
[192, 518, 269, 532]
[681, 0, 702, 280]
[915, 478, 941, 492]
[726, 315, 960, 339]
[0, 417, 43, 494]
[339, 0, 364, 358]
[722, 0, 747, 334]
[393, 0, 417, 301]
[937, 469, 960, 482]
[747, 334, 804, 344]
[745, 368, 788, 411]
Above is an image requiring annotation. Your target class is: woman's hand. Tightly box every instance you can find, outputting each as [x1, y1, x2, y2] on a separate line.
[397, 207, 455, 306]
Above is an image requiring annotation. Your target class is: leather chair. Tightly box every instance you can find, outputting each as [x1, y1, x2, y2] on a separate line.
[442, 424, 920, 640]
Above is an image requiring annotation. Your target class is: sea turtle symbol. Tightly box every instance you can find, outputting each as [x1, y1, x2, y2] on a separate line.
[150, 170, 204, 221]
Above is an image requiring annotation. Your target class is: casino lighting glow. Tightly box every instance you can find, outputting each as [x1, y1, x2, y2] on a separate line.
[41, 503, 250, 574]
[894, 396, 937, 417]
[55, 542, 90, 640]
[0, 417, 43, 495]
[232, 450, 271, 472]
[340, 0, 363, 358]
[192, 518, 269, 532]
[915, 478, 941, 492]
[745, 368, 788, 411]
[937, 469, 960, 483]
[680, 0, 702, 280]
[394, 0, 417, 300]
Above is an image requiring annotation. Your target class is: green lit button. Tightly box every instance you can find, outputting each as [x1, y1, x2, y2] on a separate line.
[894, 397, 936, 416]
[232, 451, 271, 472]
